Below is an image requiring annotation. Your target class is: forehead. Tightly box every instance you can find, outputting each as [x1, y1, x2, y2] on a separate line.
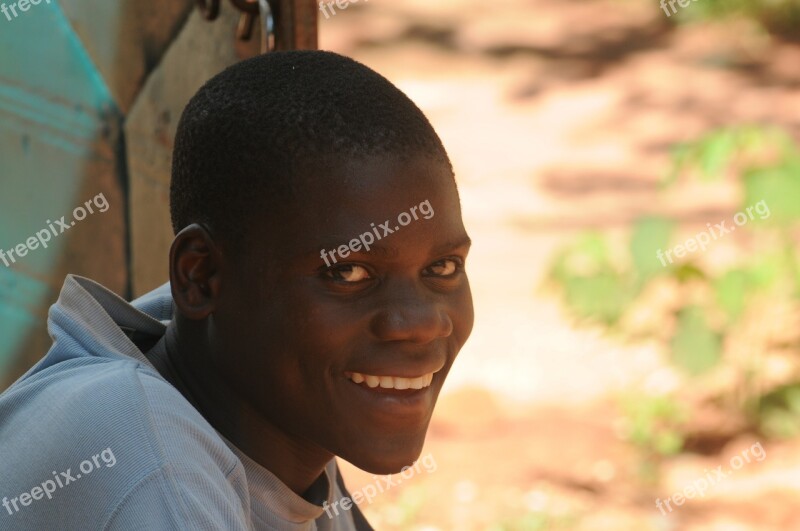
[248, 154, 463, 259]
[306, 154, 454, 207]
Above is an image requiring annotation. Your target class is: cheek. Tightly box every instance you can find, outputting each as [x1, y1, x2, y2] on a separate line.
[288, 292, 368, 345]
[451, 280, 475, 346]
[214, 290, 305, 389]
[256, 295, 354, 382]
[215, 275, 350, 428]
[222, 312, 337, 432]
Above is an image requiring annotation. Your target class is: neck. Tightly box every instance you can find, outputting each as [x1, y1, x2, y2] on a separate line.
[149, 319, 334, 496]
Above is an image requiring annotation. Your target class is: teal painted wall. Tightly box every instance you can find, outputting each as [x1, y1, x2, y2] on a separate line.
[0, 0, 124, 383]
[0, 0, 251, 389]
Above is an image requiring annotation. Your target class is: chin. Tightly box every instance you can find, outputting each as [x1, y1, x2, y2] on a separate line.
[339, 436, 427, 475]
[354, 454, 424, 476]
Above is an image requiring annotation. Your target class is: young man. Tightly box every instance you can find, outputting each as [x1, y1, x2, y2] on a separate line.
[0, 51, 473, 529]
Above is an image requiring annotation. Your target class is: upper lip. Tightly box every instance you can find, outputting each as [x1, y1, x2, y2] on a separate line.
[343, 361, 446, 379]
[343, 347, 448, 378]
[344, 356, 447, 378]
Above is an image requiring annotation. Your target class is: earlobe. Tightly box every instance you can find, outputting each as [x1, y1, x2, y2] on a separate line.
[169, 223, 221, 320]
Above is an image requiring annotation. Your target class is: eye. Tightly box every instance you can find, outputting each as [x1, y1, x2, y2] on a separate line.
[424, 258, 463, 277]
[323, 264, 372, 283]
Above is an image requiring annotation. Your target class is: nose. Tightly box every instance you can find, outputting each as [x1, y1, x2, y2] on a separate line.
[369, 279, 453, 343]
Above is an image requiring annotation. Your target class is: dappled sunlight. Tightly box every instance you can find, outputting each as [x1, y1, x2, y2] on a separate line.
[324, 0, 800, 528]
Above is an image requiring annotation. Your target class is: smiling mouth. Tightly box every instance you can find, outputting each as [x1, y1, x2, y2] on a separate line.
[344, 371, 435, 390]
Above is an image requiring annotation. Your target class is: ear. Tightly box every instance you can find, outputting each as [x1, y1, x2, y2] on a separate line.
[169, 224, 222, 320]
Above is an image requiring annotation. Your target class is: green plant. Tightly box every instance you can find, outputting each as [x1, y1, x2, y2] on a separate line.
[546, 124, 800, 439]
[753, 383, 800, 438]
[671, 0, 800, 39]
[619, 393, 689, 482]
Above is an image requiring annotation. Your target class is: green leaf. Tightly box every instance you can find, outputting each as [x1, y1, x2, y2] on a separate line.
[743, 162, 800, 226]
[670, 306, 722, 376]
[562, 273, 632, 326]
[547, 232, 640, 325]
[748, 254, 782, 289]
[548, 232, 610, 283]
[663, 143, 692, 187]
[698, 130, 736, 180]
[654, 431, 684, 456]
[760, 408, 800, 439]
[630, 216, 675, 281]
[714, 269, 752, 321]
[574, 232, 612, 265]
[673, 262, 707, 283]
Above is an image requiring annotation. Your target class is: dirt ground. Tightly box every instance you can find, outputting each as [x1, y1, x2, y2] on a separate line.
[322, 0, 800, 529]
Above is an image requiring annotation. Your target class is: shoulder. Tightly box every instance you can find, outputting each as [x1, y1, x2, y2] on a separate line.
[0, 358, 248, 530]
[1, 357, 230, 469]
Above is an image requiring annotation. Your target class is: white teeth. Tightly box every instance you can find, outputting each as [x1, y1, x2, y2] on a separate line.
[394, 378, 411, 390]
[347, 371, 436, 390]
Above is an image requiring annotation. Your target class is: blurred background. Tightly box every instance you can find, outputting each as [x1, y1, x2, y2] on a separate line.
[2, 0, 800, 529]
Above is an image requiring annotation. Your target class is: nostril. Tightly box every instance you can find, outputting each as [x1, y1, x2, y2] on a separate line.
[369, 303, 451, 343]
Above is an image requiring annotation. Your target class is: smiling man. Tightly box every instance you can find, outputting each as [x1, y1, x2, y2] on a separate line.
[0, 51, 473, 530]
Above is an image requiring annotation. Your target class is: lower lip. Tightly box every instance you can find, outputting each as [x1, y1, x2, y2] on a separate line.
[343, 377, 434, 418]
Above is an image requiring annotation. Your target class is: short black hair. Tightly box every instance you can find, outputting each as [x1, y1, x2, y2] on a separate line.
[170, 50, 453, 250]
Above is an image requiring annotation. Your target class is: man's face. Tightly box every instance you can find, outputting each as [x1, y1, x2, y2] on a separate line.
[213, 154, 473, 473]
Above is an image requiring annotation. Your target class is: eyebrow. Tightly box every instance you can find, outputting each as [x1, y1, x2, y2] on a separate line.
[310, 235, 471, 262]
[429, 235, 472, 256]
[311, 239, 399, 260]
[348, 235, 472, 259]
